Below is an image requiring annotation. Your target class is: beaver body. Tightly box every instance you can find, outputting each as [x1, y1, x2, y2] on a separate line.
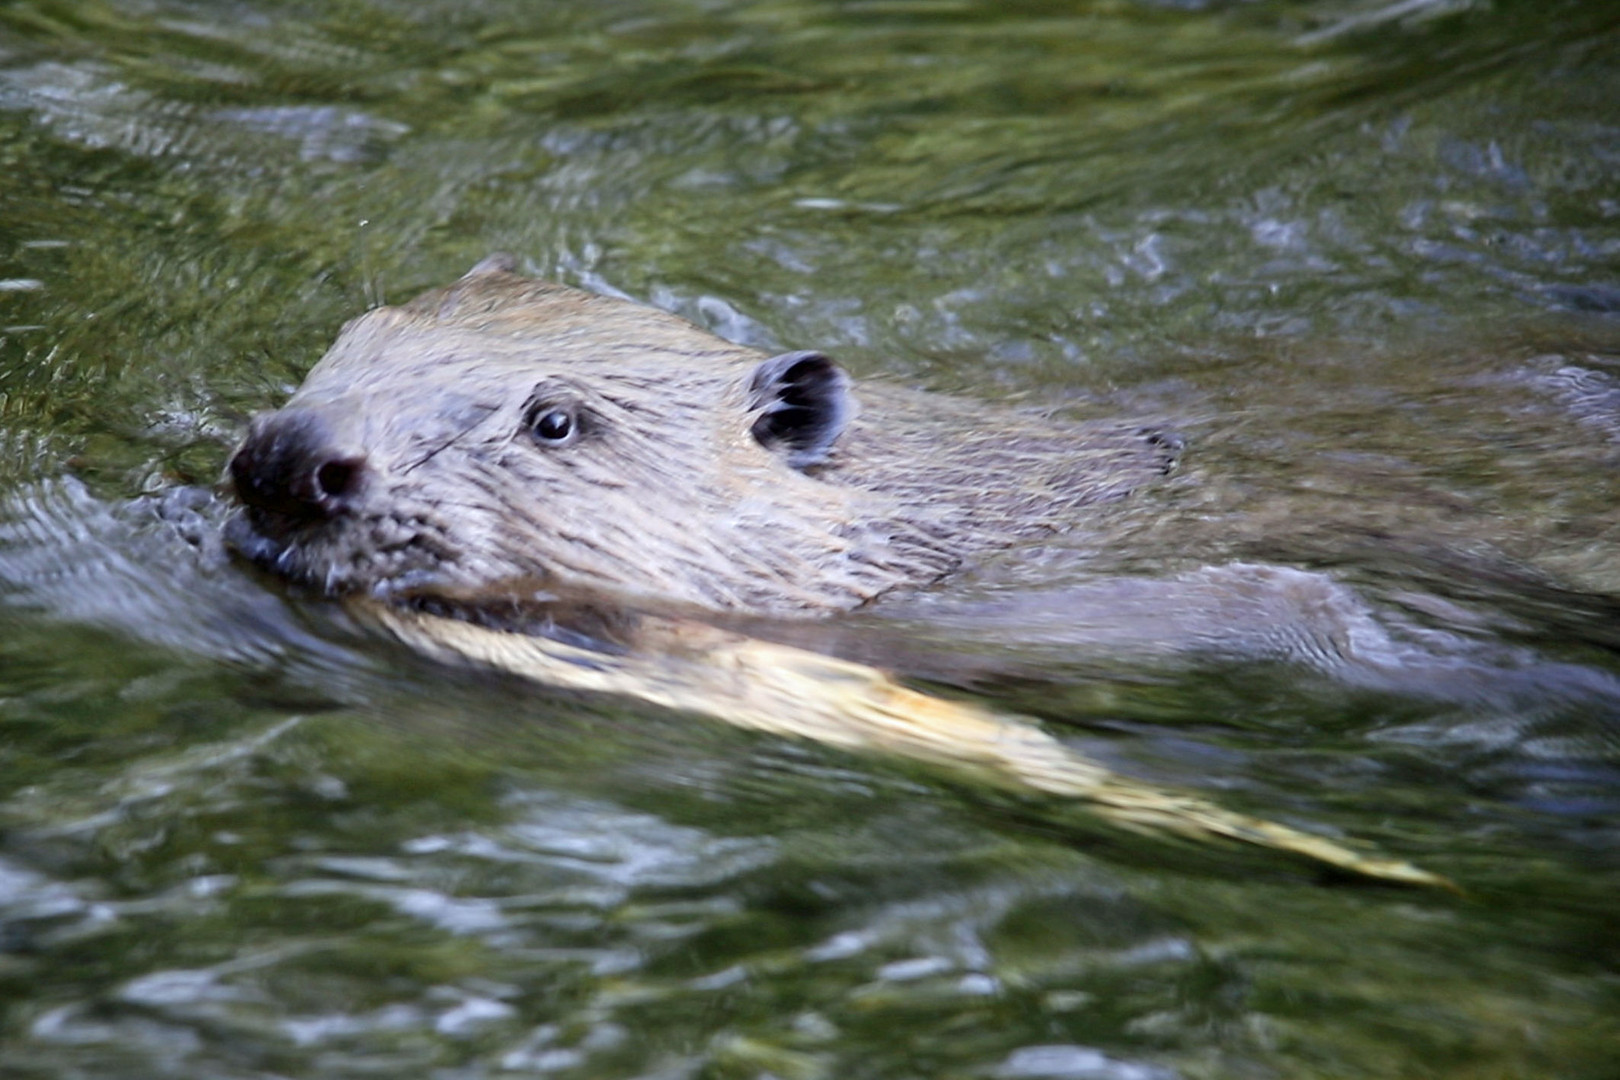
[226, 255, 1175, 615]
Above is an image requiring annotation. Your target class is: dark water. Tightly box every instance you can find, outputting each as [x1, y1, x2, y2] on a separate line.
[2, 1, 1619, 1077]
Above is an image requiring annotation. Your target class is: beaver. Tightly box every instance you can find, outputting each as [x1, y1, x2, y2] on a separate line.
[226, 254, 1177, 616]
[28, 255, 1464, 885]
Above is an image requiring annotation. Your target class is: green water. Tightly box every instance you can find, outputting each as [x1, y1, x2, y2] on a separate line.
[2, 1, 1619, 1077]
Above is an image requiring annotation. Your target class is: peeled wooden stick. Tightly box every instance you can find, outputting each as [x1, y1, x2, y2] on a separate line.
[353, 598, 1451, 889]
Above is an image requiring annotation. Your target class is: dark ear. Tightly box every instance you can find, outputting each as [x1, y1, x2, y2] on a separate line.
[746, 351, 855, 470]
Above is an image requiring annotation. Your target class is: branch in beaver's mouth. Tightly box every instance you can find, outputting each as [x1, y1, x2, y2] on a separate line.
[400, 593, 637, 655]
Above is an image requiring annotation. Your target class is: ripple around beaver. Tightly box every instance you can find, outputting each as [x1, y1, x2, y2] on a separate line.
[11, 265, 1620, 892]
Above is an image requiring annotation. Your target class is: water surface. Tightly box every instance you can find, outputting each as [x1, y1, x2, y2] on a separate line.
[1, 1, 1618, 1077]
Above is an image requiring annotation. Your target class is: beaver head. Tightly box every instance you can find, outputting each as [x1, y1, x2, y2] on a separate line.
[226, 255, 1175, 615]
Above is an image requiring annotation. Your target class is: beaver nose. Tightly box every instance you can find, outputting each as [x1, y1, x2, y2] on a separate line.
[229, 408, 368, 521]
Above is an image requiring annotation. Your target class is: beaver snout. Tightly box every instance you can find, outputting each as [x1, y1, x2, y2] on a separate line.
[230, 408, 369, 523]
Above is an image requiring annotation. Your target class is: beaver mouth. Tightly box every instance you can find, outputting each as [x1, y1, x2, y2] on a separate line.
[223, 505, 296, 561]
[223, 508, 633, 652]
[223, 504, 457, 598]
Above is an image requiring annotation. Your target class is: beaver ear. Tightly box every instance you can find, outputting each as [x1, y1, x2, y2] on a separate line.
[746, 351, 855, 469]
[463, 252, 520, 279]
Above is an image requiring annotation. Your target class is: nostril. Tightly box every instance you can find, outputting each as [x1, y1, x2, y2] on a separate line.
[230, 409, 367, 521]
[315, 457, 362, 501]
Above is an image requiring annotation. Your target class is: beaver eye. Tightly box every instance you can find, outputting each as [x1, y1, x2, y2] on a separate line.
[523, 401, 582, 446]
[534, 409, 572, 441]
